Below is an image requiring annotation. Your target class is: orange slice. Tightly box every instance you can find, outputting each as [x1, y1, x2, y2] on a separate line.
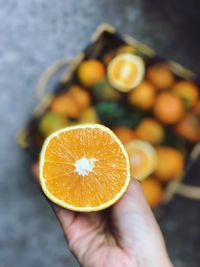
[125, 140, 157, 181]
[39, 124, 131, 212]
[107, 54, 145, 92]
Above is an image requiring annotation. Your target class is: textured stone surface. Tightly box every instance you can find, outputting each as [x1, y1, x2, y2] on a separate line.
[0, 0, 200, 266]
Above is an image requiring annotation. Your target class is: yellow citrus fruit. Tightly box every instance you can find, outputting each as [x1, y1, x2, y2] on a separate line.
[141, 177, 163, 208]
[107, 53, 145, 92]
[147, 63, 174, 90]
[172, 81, 199, 108]
[77, 60, 105, 87]
[79, 107, 100, 124]
[128, 81, 156, 110]
[153, 92, 185, 124]
[113, 127, 135, 144]
[117, 45, 136, 55]
[125, 140, 157, 181]
[155, 146, 184, 182]
[39, 124, 131, 212]
[175, 113, 200, 142]
[39, 112, 69, 137]
[136, 119, 165, 144]
[51, 93, 81, 119]
[68, 86, 91, 110]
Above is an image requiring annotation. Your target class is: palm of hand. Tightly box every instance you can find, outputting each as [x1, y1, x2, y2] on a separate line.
[53, 180, 169, 267]
[62, 211, 136, 267]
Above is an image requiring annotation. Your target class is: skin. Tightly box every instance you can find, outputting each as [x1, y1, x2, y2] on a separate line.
[33, 164, 173, 267]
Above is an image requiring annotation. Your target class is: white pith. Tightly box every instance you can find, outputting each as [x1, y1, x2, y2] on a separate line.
[74, 157, 96, 176]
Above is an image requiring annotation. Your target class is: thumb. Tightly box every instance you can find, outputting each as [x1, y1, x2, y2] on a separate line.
[111, 178, 170, 265]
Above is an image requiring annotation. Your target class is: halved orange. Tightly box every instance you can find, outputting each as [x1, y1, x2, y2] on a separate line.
[39, 124, 131, 212]
[125, 140, 157, 181]
[141, 177, 163, 208]
[107, 54, 145, 92]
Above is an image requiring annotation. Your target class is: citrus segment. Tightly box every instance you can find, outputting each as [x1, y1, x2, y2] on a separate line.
[125, 140, 157, 181]
[107, 54, 145, 92]
[39, 124, 130, 211]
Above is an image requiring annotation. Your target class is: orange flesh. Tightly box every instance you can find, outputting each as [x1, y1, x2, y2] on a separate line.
[43, 128, 128, 207]
[112, 60, 138, 86]
[127, 148, 149, 178]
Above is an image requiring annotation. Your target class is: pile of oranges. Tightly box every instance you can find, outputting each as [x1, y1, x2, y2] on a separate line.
[36, 44, 199, 209]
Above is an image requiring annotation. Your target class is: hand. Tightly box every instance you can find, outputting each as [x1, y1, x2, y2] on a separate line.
[33, 164, 173, 267]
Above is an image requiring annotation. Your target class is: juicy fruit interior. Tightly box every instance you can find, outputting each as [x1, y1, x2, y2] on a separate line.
[42, 127, 128, 208]
[111, 59, 138, 86]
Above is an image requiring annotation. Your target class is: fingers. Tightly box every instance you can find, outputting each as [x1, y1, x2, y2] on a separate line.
[114, 177, 152, 215]
[111, 178, 166, 252]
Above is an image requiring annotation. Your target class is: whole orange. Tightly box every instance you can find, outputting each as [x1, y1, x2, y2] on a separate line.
[193, 100, 200, 116]
[172, 81, 199, 108]
[141, 177, 163, 208]
[128, 81, 156, 110]
[153, 92, 185, 124]
[175, 113, 200, 142]
[68, 86, 91, 110]
[155, 146, 184, 181]
[78, 60, 105, 87]
[51, 93, 81, 119]
[136, 119, 165, 144]
[147, 63, 174, 90]
[113, 127, 135, 144]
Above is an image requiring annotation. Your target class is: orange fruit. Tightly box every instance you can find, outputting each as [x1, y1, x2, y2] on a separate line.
[68, 86, 91, 110]
[79, 107, 100, 124]
[125, 140, 157, 181]
[175, 113, 200, 142]
[155, 146, 184, 182]
[39, 124, 131, 212]
[193, 100, 200, 116]
[107, 54, 145, 92]
[77, 60, 105, 87]
[128, 81, 156, 110]
[141, 177, 163, 208]
[117, 45, 136, 55]
[113, 127, 135, 144]
[51, 93, 81, 119]
[136, 119, 165, 144]
[39, 112, 69, 137]
[153, 92, 185, 124]
[172, 81, 199, 108]
[147, 63, 174, 90]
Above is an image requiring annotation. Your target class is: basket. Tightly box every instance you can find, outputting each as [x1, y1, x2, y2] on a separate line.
[18, 23, 200, 203]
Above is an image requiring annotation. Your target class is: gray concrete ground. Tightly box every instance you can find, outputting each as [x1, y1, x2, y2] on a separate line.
[0, 0, 200, 266]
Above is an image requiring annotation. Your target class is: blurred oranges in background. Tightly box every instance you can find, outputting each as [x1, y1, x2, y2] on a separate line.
[27, 41, 199, 209]
[141, 177, 163, 208]
[147, 63, 174, 90]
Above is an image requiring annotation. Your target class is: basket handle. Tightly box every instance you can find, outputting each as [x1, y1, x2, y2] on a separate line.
[36, 58, 72, 99]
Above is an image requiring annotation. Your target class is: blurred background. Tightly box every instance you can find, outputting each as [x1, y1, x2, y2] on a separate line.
[0, 0, 200, 266]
